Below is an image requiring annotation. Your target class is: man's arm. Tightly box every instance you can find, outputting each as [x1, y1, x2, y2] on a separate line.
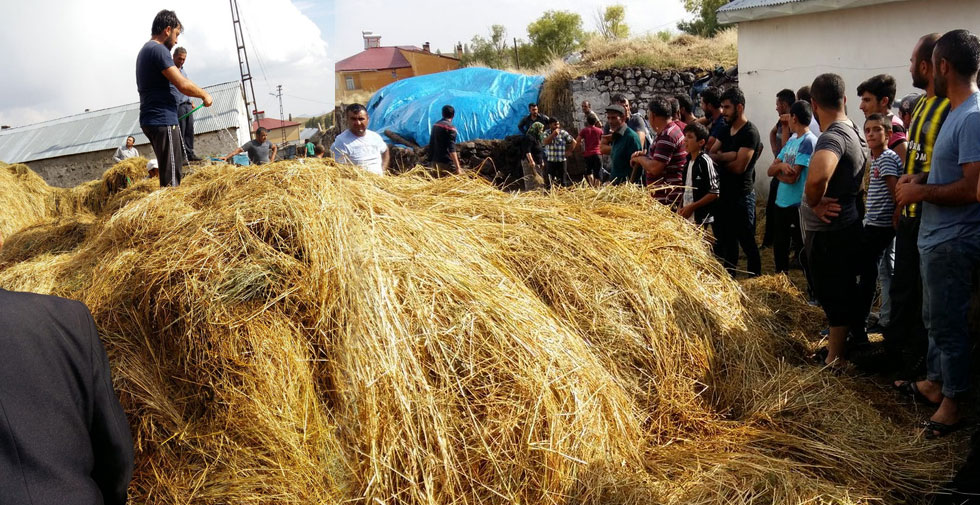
[892, 140, 908, 168]
[221, 147, 244, 161]
[769, 123, 781, 156]
[269, 143, 278, 163]
[804, 149, 839, 207]
[636, 131, 646, 149]
[83, 306, 134, 505]
[897, 161, 980, 207]
[566, 134, 578, 157]
[450, 151, 462, 174]
[632, 156, 667, 180]
[112, 147, 124, 163]
[162, 67, 213, 107]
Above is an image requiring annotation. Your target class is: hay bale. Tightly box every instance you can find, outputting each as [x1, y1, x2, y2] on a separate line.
[0, 159, 955, 504]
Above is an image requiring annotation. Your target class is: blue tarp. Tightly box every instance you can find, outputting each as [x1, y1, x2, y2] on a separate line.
[365, 68, 545, 147]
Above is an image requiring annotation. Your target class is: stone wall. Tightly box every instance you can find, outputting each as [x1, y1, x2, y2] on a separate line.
[30, 130, 240, 188]
[568, 66, 738, 128]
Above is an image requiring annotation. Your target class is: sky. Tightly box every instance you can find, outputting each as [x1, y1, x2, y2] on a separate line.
[0, 0, 335, 128]
[334, 0, 691, 64]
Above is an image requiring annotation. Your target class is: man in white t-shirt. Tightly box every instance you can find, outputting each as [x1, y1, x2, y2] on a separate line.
[331, 104, 389, 175]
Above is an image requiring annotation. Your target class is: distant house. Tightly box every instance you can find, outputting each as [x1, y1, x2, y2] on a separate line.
[0, 81, 250, 188]
[716, 0, 973, 192]
[335, 31, 461, 100]
[252, 117, 302, 144]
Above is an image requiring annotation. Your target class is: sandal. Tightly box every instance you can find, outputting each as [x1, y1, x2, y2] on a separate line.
[922, 419, 965, 439]
[893, 380, 941, 406]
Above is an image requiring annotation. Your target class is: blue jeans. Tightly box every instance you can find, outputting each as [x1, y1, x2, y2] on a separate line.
[877, 237, 895, 326]
[920, 235, 980, 399]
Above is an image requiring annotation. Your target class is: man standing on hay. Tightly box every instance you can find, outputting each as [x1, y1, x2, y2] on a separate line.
[171, 46, 201, 162]
[136, 10, 212, 187]
[330, 103, 388, 175]
[893, 29, 980, 439]
[0, 234, 134, 505]
[802, 73, 869, 366]
[223, 127, 277, 166]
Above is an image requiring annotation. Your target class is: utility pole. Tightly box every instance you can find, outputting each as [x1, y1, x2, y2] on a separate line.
[272, 85, 286, 146]
[513, 37, 520, 69]
[230, 0, 259, 124]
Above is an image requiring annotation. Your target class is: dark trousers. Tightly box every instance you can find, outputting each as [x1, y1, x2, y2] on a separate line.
[141, 124, 184, 187]
[805, 222, 864, 328]
[856, 224, 895, 331]
[545, 160, 568, 188]
[772, 204, 803, 273]
[176, 102, 196, 159]
[762, 177, 779, 246]
[884, 216, 928, 375]
[714, 192, 762, 276]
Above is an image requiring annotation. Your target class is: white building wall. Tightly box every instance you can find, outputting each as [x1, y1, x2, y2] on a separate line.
[736, 0, 980, 196]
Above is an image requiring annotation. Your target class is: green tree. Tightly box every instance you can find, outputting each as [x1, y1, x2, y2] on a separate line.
[526, 10, 585, 65]
[596, 5, 629, 40]
[677, 0, 729, 37]
[463, 24, 510, 68]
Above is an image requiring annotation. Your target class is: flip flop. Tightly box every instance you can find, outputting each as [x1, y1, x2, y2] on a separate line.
[893, 380, 941, 406]
[922, 419, 965, 439]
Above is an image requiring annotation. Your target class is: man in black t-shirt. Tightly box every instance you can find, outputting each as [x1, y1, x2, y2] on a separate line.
[429, 104, 462, 175]
[136, 10, 212, 187]
[517, 103, 551, 135]
[709, 87, 762, 276]
[803, 73, 870, 366]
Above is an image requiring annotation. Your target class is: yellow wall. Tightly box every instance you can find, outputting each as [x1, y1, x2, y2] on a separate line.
[266, 124, 301, 144]
[336, 68, 415, 99]
[398, 50, 461, 75]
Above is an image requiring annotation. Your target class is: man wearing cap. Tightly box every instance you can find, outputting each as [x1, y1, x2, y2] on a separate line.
[603, 103, 643, 185]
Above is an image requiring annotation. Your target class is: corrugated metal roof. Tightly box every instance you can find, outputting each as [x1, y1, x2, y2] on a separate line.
[716, 0, 906, 23]
[0, 81, 248, 164]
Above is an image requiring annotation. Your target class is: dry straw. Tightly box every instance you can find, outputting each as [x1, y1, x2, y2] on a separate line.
[0, 160, 954, 504]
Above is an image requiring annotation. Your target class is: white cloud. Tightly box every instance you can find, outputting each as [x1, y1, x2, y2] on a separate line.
[0, 0, 335, 128]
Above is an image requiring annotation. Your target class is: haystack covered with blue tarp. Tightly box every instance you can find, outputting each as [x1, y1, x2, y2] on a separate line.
[365, 68, 545, 147]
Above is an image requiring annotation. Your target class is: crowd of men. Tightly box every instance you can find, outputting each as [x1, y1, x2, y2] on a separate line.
[3, 7, 978, 503]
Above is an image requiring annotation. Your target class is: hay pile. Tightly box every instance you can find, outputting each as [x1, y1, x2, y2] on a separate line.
[0, 160, 954, 504]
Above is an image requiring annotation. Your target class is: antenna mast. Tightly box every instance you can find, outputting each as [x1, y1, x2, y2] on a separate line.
[230, 0, 259, 126]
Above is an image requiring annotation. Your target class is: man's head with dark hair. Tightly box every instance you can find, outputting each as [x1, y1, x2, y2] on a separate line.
[910, 33, 942, 90]
[810, 73, 846, 113]
[789, 100, 813, 128]
[933, 29, 980, 99]
[151, 10, 182, 49]
[683, 121, 710, 155]
[173, 46, 187, 68]
[796, 85, 811, 103]
[856, 74, 897, 117]
[700, 87, 722, 115]
[776, 89, 796, 107]
[647, 97, 672, 132]
[314, 144, 325, 157]
[125, 136, 135, 148]
[667, 96, 680, 120]
[719, 87, 746, 125]
[675, 93, 694, 117]
[255, 127, 269, 143]
[776, 88, 796, 116]
[586, 114, 598, 127]
[173, 46, 187, 56]
[611, 93, 632, 114]
[345, 103, 369, 136]
[528, 103, 539, 115]
[442, 104, 455, 119]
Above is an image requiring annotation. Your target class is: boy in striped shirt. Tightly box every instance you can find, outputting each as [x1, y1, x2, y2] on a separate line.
[856, 114, 902, 333]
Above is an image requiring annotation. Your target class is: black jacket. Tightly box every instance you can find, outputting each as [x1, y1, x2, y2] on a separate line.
[0, 289, 133, 505]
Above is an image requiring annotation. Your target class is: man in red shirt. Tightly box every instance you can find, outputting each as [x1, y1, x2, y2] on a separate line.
[576, 114, 604, 186]
[631, 97, 688, 207]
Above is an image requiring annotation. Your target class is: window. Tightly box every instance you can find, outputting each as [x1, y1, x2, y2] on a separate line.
[391, 70, 397, 78]
[345, 77, 355, 90]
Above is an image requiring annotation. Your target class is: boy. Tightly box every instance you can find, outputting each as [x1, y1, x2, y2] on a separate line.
[542, 117, 578, 189]
[767, 100, 817, 274]
[856, 114, 901, 336]
[678, 122, 720, 227]
[576, 115, 604, 187]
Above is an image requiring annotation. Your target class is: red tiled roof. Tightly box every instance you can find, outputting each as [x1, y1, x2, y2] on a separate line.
[334, 46, 424, 72]
[251, 117, 300, 131]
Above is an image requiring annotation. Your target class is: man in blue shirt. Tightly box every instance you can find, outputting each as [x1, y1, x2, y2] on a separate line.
[137, 10, 212, 187]
[894, 29, 980, 439]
